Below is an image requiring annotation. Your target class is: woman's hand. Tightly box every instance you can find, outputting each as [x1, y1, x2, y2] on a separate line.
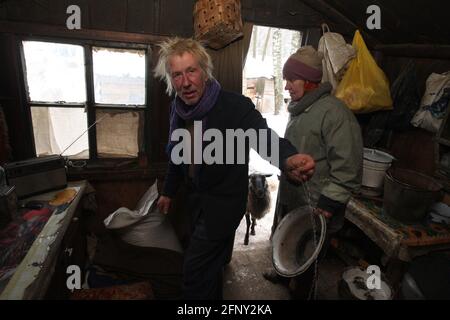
[314, 207, 333, 219]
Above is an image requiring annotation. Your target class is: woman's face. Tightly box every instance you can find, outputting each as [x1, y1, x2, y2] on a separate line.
[284, 79, 305, 102]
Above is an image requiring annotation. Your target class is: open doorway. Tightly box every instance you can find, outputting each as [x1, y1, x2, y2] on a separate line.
[234, 25, 303, 250]
[244, 25, 303, 176]
[223, 25, 304, 300]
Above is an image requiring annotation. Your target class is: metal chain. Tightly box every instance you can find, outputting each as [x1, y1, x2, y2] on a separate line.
[298, 137, 319, 300]
[301, 181, 319, 300]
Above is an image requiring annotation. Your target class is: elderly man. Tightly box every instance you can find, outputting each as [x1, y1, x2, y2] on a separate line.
[154, 38, 315, 300]
[266, 46, 363, 298]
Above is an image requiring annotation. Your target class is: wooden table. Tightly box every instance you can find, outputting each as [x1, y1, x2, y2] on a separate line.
[345, 197, 450, 288]
[0, 181, 87, 300]
[346, 197, 450, 262]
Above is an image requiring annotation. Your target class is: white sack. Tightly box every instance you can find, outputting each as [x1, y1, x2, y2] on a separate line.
[104, 181, 183, 253]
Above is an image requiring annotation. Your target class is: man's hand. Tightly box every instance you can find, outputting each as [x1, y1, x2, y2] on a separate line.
[157, 195, 172, 214]
[314, 207, 333, 219]
[284, 154, 315, 183]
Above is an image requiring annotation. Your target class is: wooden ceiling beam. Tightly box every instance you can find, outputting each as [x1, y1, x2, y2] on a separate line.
[0, 20, 167, 44]
[298, 0, 379, 47]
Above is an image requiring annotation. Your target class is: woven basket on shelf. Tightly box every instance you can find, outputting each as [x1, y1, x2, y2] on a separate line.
[193, 0, 243, 49]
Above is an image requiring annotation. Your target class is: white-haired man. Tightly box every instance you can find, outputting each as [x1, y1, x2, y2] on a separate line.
[154, 38, 316, 300]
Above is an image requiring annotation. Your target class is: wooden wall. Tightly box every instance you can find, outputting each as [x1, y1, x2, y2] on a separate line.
[0, 0, 326, 36]
[0, 0, 195, 37]
[379, 55, 450, 177]
[0, 105, 12, 165]
[383, 56, 450, 99]
[0, 34, 35, 161]
[242, 0, 323, 30]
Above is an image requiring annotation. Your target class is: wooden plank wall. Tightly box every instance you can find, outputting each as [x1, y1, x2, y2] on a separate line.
[241, 0, 323, 30]
[0, 0, 329, 36]
[0, 0, 195, 37]
[0, 34, 36, 161]
[380, 56, 450, 177]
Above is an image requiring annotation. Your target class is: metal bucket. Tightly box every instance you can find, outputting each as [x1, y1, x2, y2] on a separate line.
[271, 206, 327, 277]
[383, 168, 443, 223]
[362, 148, 395, 196]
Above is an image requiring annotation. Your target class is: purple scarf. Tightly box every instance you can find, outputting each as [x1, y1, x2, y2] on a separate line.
[167, 79, 221, 154]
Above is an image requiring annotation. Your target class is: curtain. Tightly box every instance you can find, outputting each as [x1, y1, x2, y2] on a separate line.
[31, 107, 89, 158]
[208, 22, 253, 94]
[96, 109, 143, 158]
[30, 107, 144, 159]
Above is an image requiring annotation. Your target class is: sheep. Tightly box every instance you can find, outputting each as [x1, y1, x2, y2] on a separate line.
[244, 173, 272, 245]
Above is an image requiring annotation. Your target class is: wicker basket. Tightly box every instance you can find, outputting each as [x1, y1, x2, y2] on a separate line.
[194, 0, 243, 49]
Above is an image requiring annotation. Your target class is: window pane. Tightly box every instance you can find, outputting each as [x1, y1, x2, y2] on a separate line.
[93, 47, 146, 105]
[96, 110, 143, 158]
[23, 41, 86, 103]
[31, 107, 89, 159]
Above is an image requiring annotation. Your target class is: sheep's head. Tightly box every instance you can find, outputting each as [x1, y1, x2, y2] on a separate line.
[249, 173, 271, 199]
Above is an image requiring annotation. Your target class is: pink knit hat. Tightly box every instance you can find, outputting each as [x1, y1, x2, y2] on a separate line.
[283, 46, 323, 82]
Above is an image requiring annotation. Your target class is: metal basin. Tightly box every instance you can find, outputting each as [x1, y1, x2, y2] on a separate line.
[272, 206, 326, 277]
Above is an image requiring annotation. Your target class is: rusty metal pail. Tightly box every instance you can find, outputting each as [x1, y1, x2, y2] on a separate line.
[383, 167, 443, 223]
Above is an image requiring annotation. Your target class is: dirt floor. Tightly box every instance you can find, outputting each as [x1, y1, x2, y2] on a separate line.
[223, 176, 347, 300]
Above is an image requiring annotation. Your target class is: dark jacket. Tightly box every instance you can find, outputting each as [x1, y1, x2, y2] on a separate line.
[162, 90, 297, 239]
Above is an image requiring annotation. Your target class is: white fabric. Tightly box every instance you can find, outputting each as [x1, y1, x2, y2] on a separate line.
[96, 110, 140, 158]
[318, 24, 355, 92]
[411, 71, 450, 133]
[103, 181, 183, 253]
[31, 108, 140, 159]
[31, 107, 89, 158]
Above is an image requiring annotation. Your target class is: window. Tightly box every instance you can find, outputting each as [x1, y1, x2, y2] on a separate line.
[22, 40, 149, 160]
[93, 47, 146, 105]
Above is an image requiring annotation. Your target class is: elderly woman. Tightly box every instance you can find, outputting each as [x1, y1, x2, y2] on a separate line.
[266, 46, 363, 298]
[277, 45, 363, 230]
[154, 38, 316, 300]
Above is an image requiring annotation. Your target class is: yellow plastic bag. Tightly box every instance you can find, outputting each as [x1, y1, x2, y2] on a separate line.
[335, 30, 393, 113]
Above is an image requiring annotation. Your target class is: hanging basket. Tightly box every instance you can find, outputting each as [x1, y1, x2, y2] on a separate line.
[193, 0, 243, 50]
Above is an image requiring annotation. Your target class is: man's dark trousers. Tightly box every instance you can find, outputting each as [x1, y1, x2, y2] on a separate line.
[182, 190, 235, 300]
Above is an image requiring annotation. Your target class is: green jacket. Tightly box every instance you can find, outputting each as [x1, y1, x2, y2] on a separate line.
[278, 82, 363, 213]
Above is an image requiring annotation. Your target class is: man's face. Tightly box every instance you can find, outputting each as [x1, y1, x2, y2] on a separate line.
[285, 79, 305, 102]
[169, 52, 206, 106]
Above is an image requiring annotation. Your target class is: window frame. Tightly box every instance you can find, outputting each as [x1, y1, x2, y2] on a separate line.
[19, 36, 152, 161]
